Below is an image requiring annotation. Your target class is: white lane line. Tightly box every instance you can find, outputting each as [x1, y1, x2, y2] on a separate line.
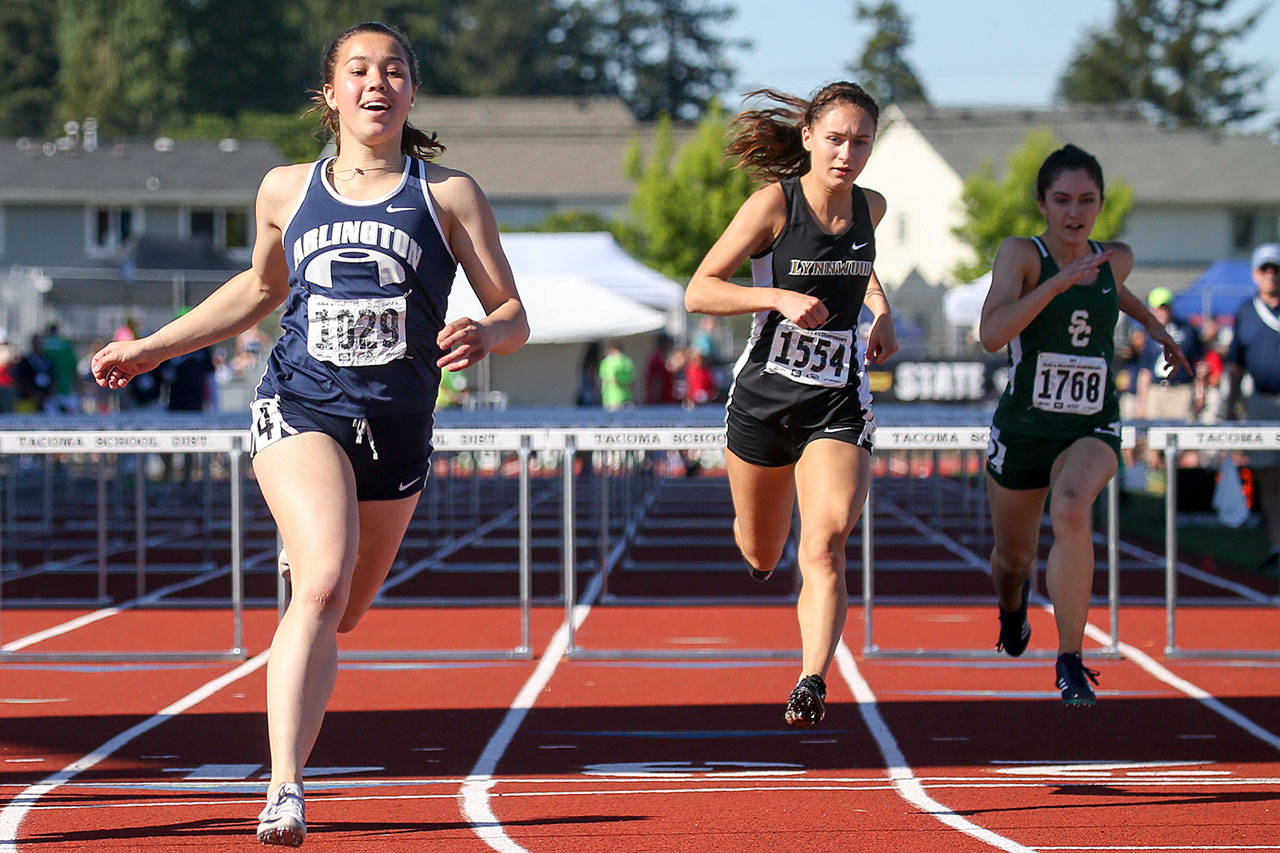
[834, 641, 1036, 853]
[1083, 623, 1280, 753]
[0, 651, 269, 852]
[458, 572, 603, 853]
[2, 565, 233, 652]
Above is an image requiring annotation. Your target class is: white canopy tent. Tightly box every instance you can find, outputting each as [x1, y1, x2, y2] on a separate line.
[944, 272, 991, 329]
[497, 232, 687, 337]
[445, 273, 666, 343]
[443, 233, 681, 406]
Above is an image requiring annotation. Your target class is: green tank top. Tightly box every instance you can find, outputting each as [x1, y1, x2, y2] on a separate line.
[992, 236, 1121, 438]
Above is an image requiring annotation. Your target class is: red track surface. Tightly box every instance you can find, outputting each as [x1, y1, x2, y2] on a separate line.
[3, 599, 1278, 852]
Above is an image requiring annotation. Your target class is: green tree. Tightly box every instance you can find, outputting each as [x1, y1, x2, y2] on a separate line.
[1056, 0, 1268, 128]
[618, 107, 755, 280]
[594, 0, 742, 120]
[850, 1, 927, 106]
[0, 1, 59, 136]
[57, 0, 185, 135]
[951, 129, 1134, 282]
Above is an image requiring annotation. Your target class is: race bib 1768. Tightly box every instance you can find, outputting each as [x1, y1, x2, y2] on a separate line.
[1031, 351, 1107, 415]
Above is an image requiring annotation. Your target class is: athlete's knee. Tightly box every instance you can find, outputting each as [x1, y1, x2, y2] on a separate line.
[291, 581, 349, 623]
[1049, 488, 1092, 533]
[733, 518, 785, 575]
[990, 545, 1034, 577]
[798, 528, 847, 575]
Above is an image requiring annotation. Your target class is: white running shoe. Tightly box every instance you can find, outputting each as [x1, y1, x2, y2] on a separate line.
[256, 782, 305, 846]
[277, 547, 290, 582]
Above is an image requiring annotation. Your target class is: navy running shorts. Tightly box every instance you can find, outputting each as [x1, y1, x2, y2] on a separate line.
[249, 395, 432, 501]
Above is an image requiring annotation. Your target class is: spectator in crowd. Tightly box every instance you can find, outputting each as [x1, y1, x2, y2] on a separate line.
[599, 341, 635, 411]
[1224, 242, 1280, 574]
[683, 347, 716, 406]
[1136, 287, 1204, 423]
[576, 341, 602, 407]
[1198, 318, 1226, 424]
[13, 333, 52, 413]
[435, 365, 469, 408]
[0, 329, 15, 413]
[159, 334, 217, 484]
[42, 323, 80, 414]
[645, 332, 678, 404]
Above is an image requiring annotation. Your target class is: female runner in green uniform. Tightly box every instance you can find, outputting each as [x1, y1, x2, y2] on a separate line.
[979, 144, 1187, 707]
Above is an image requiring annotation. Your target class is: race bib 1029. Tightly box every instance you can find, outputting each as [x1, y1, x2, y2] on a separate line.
[306, 294, 407, 367]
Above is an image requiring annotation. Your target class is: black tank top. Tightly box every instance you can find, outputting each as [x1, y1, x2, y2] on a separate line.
[727, 177, 875, 425]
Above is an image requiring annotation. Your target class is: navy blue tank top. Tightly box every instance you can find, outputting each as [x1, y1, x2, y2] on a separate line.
[257, 157, 458, 418]
[727, 178, 876, 423]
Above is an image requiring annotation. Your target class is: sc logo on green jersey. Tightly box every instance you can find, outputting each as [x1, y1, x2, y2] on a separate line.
[1068, 310, 1091, 347]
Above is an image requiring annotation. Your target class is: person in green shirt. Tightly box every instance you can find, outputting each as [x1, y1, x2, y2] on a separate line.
[979, 144, 1186, 707]
[598, 342, 635, 410]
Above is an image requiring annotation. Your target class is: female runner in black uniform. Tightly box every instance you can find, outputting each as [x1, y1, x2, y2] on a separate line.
[92, 22, 528, 845]
[686, 82, 897, 727]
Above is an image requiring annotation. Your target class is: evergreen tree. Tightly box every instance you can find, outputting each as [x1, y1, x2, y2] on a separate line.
[56, 0, 184, 136]
[619, 106, 755, 279]
[849, 1, 927, 106]
[0, 0, 59, 137]
[951, 129, 1134, 282]
[1056, 0, 1268, 129]
[594, 0, 741, 120]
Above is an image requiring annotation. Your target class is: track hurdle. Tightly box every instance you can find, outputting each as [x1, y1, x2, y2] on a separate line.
[1148, 424, 1280, 659]
[556, 425, 801, 661]
[0, 429, 248, 662]
[861, 425, 1127, 659]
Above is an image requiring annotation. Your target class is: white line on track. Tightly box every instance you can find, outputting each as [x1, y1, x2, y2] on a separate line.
[1082, 623, 1280, 753]
[834, 642, 1038, 853]
[0, 651, 269, 851]
[458, 571, 604, 852]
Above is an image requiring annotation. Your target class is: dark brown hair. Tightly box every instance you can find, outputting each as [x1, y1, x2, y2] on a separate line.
[1036, 143, 1105, 200]
[308, 22, 444, 160]
[726, 82, 879, 183]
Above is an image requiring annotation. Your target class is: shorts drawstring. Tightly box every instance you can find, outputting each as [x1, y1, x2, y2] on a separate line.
[353, 418, 379, 460]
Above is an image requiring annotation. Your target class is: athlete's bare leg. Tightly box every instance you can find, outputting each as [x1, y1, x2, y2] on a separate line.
[253, 433, 359, 799]
[725, 448, 796, 578]
[340, 495, 421, 632]
[987, 477, 1048, 612]
[1045, 438, 1117, 654]
[792, 440, 871, 678]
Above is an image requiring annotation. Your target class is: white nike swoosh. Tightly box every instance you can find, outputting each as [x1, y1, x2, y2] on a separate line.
[398, 476, 423, 492]
[852, 242, 869, 251]
[1102, 287, 1114, 293]
[386, 204, 414, 214]
[823, 426, 855, 433]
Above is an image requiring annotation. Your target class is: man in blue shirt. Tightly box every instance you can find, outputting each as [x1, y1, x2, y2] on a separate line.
[1225, 243, 1280, 573]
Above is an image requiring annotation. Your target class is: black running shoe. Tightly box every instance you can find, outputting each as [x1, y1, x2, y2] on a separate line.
[996, 578, 1031, 657]
[748, 563, 773, 582]
[784, 674, 826, 727]
[1055, 652, 1100, 708]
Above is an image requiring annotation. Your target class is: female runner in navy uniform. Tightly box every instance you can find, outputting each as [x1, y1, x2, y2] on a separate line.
[686, 82, 897, 727]
[980, 144, 1183, 707]
[92, 22, 528, 845]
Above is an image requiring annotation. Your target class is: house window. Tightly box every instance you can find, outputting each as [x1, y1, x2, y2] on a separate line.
[1232, 210, 1280, 253]
[186, 207, 251, 253]
[86, 206, 140, 257]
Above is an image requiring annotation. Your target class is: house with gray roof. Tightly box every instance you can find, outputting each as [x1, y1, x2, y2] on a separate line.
[0, 131, 285, 346]
[411, 96, 694, 227]
[858, 103, 1280, 302]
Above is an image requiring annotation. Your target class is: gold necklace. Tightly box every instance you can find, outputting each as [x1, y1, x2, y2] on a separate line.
[326, 161, 404, 181]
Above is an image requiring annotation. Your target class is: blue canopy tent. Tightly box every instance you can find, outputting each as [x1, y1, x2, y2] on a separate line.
[1171, 260, 1255, 323]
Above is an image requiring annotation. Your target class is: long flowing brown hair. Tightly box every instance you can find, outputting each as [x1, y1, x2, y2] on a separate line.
[307, 21, 445, 161]
[726, 82, 879, 183]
